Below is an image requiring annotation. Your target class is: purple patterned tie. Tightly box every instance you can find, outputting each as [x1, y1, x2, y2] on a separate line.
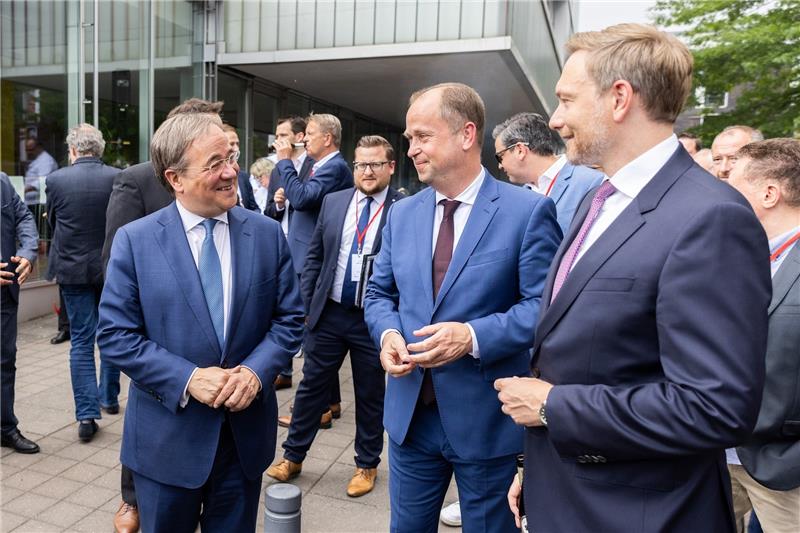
[551, 181, 617, 302]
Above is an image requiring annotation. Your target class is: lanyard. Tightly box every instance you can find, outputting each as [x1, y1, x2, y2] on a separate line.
[354, 196, 385, 253]
[544, 170, 560, 197]
[770, 231, 800, 262]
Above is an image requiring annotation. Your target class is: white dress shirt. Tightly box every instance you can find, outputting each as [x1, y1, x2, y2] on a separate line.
[26, 150, 58, 204]
[250, 174, 268, 212]
[532, 155, 568, 196]
[311, 150, 340, 174]
[572, 134, 680, 266]
[330, 187, 388, 303]
[279, 151, 308, 236]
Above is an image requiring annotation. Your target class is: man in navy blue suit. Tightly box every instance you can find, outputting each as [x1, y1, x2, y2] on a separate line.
[364, 83, 561, 532]
[493, 112, 604, 235]
[222, 124, 259, 211]
[268, 135, 403, 497]
[496, 24, 771, 532]
[97, 112, 305, 532]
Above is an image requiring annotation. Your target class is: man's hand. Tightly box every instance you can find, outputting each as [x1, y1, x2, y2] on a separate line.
[507, 475, 522, 529]
[494, 377, 553, 427]
[213, 366, 261, 411]
[380, 331, 415, 377]
[274, 187, 286, 209]
[273, 139, 294, 161]
[187, 367, 231, 407]
[10, 256, 32, 285]
[0, 263, 13, 286]
[406, 322, 472, 368]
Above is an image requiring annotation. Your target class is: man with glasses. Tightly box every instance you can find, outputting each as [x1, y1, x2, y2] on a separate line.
[98, 112, 305, 532]
[268, 135, 403, 497]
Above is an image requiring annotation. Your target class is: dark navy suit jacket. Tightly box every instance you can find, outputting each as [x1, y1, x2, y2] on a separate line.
[237, 169, 259, 211]
[301, 187, 403, 330]
[1, 173, 38, 304]
[97, 203, 305, 488]
[525, 146, 771, 531]
[365, 173, 561, 460]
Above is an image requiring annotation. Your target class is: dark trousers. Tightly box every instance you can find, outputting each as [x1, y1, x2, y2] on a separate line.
[132, 421, 261, 533]
[121, 465, 136, 506]
[283, 299, 384, 467]
[57, 286, 69, 332]
[388, 403, 517, 533]
[1, 288, 19, 436]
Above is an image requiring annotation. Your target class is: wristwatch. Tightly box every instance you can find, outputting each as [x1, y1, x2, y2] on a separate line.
[538, 400, 548, 427]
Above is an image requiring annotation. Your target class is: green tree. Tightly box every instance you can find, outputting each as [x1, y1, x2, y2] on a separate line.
[655, 0, 800, 142]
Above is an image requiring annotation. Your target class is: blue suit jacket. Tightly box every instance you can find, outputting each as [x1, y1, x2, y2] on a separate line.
[548, 162, 604, 235]
[237, 169, 259, 211]
[275, 153, 353, 272]
[364, 173, 561, 460]
[1, 173, 38, 304]
[97, 203, 305, 488]
[525, 146, 771, 531]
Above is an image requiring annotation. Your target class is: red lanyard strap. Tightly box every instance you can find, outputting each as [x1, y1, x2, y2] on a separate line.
[770, 231, 800, 262]
[544, 170, 560, 197]
[355, 198, 385, 252]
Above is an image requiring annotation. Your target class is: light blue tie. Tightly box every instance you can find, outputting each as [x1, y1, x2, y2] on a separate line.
[199, 219, 224, 351]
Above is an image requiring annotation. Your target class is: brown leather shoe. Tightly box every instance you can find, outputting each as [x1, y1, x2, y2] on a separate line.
[113, 501, 139, 533]
[346, 467, 377, 497]
[278, 409, 333, 429]
[274, 375, 292, 390]
[330, 402, 341, 419]
[266, 458, 302, 481]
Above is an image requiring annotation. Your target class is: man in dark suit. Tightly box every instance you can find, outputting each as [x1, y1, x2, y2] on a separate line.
[221, 124, 259, 211]
[46, 123, 120, 443]
[364, 83, 561, 532]
[97, 112, 304, 533]
[496, 24, 771, 532]
[727, 138, 800, 532]
[267, 135, 403, 497]
[0, 172, 40, 454]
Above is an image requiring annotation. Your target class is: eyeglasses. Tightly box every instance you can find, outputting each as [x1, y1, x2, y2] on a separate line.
[353, 161, 391, 173]
[494, 143, 528, 164]
[176, 151, 240, 174]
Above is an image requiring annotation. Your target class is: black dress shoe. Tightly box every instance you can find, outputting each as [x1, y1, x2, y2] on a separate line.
[274, 375, 292, 390]
[50, 330, 70, 344]
[78, 420, 98, 442]
[1, 430, 40, 454]
[101, 404, 120, 415]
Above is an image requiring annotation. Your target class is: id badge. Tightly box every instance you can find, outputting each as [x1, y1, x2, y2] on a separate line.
[351, 254, 364, 282]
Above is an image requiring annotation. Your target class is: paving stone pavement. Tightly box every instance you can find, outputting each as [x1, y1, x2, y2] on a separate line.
[1, 315, 461, 532]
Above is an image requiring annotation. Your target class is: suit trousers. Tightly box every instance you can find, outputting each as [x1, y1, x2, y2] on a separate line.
[388, 403, 517, 533]
[1, 288, 19, 436]
[730, 464, 800, 533]
[132, 421, 261, 533]
[283, 299, 384, 468]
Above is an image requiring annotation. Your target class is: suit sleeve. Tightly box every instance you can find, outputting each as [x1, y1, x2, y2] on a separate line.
[97, 227, 198, 414]
[469, 196, 562, 367]
[8, 178, 38, 263]
[238, 227, 305, 383]
[102, 171, 146, 274]
[299, 196, 328, 311]
[363, 206, 404, 347]
[546, 202, 771, 460]
[264, 167, 283, 220]
[278, 159, 351, 211]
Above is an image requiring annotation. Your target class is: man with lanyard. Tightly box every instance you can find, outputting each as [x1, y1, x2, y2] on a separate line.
[267, 136, 403, 497]
[726, 138, 800, 533]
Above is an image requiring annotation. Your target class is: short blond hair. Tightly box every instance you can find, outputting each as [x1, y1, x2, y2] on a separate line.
[307, 113, 342, 147]
[250, 157, 275, 178]
[410, 82, 485, 146]
[566, 23, 693, 124]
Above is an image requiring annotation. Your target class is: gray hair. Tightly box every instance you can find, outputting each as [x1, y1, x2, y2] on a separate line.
[307, 113, 342, 147]
[250, 157, 275, 178]
[66, 123, 105, 157]
[150, 113, 223, 192]
[492, 113, 564, 157]
[721, 125, 764, 142]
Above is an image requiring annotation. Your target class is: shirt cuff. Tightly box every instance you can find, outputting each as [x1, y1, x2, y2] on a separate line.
[466, 322, 480, 359]
[276, 205, 285, 212]
[240, 365, 263, 392]
[180, 367, 199, 409]
[380, 329, 402, 347]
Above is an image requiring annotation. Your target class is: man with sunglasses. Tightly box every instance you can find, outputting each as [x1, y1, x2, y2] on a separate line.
[98, 112, 305, 532]
[268, 135, 403, 497]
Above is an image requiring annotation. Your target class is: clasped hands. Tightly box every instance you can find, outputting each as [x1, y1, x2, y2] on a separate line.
[0, 257, 32, 286]
[379, 322, 472, 377]
[187, 366, 261, 412]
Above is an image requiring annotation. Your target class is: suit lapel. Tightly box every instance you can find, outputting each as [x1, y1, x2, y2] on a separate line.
[548, 163, 574, 206]
[433, 177, 499, 315]
[225, 209, 254, 357]
[155, 203, 221, 357]
[415, 190, 436, 307]
[373, 188, 401, 252]
[329, 190, 354, 256]
[299, 157, 314, 182]
[769, 244, 800, 315]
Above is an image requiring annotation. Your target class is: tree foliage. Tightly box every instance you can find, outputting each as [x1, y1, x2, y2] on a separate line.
[655, 0, 800, 142]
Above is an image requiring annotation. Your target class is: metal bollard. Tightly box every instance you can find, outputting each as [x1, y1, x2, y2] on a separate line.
[264, 483, 302, 533]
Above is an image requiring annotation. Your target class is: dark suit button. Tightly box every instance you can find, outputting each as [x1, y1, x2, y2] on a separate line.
[532, 367, 541, 378]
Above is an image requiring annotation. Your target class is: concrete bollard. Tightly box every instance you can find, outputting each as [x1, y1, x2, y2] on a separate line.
[264, 483, 302, 533]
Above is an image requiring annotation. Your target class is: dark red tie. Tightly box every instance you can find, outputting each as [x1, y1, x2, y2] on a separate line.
[421, 199, 461, 405]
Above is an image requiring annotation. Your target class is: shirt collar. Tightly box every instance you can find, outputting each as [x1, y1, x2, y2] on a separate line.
[294, 151, 307, 167]
[608, 134, 679, 199]
[435, 167, 485, 206]
[312, 150, 339, 171]
[356, 185, 389, 207]
[176, 200, 229, 233]
[542, 155, 568, 180]
[769, 225, 800, 255]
